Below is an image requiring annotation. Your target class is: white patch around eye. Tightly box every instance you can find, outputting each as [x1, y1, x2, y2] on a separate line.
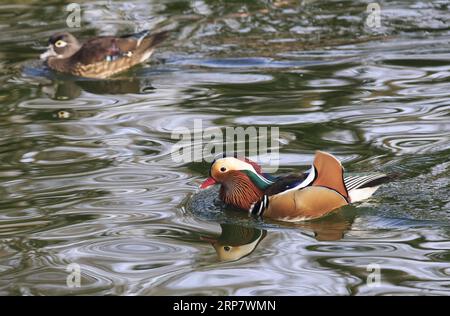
[215, 157, 274, 186]
[217, 157, 256, 173]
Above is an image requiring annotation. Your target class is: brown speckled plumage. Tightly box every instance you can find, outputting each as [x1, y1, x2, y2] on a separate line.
[41, 30, 168, 79]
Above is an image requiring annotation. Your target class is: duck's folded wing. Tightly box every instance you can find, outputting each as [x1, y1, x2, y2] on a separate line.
[72, 37, 138, 65]
[263, 151, 348, 199]
[311, 151, 349, 200]
[73, 31, 168, 65]
[264, 173, 308, 195]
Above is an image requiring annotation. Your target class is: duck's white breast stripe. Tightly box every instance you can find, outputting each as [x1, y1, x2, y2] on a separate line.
[257, 201, 264, 216]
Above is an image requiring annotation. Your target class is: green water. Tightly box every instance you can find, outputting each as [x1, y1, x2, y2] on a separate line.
[0, 0, 449, 295]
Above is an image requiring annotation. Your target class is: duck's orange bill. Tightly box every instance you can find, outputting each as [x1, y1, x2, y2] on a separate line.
[200, 177, 217, 189]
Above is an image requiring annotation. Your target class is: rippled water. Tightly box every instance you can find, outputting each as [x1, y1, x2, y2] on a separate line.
[0, 0, 449, 295]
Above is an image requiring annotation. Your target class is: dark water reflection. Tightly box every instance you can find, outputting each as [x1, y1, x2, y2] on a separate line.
[0, 0, 449, 295]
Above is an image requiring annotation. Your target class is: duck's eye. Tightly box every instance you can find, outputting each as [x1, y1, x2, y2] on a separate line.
[55, 40, 67, 48]
[220, 167, 227, 172]
[223, 246, 231, 252]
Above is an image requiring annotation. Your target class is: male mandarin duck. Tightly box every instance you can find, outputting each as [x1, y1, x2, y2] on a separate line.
[200, 151, 390, 222]
[40, 30, 168, 79]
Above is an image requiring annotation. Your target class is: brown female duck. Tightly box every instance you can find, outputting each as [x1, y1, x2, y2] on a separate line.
[40, 30, 168, 79]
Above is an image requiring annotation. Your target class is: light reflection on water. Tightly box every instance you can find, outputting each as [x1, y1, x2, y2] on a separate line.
[0, 0, 449, 295]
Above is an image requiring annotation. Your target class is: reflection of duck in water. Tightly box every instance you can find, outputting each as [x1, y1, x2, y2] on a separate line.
[295, 211, 355, 241]
[201, 211, 355, 262]
[41, 77, 155, 100]
[202, 224, 266, 262]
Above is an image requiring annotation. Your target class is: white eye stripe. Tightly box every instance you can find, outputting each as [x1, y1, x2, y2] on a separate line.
[216, 157, 273, 184]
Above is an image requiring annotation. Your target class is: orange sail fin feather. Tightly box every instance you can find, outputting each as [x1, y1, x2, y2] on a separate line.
[311, 151, 349, 201]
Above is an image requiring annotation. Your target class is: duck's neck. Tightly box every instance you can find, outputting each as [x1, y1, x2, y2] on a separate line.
[47, 46, 80, 72]
[47, 57, 72, 73]
[220, 172, 264, 211]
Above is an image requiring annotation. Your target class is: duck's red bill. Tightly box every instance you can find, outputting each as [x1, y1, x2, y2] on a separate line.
[200, 177, 217, 189]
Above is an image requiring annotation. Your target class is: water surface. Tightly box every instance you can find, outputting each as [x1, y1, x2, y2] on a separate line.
[0, 0, 449, 295]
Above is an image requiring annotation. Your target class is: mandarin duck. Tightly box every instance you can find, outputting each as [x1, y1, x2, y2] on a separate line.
[201, 224, 266, 262]
[40, 30, 168, 79]
[200, 151, 390, 222]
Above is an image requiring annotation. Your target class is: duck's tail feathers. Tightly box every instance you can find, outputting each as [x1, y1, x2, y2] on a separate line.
[122, 30, 169, 49]
[345, 174, 393, 202]
[140, 30, 169, 49]
[344, 174, 391, 191]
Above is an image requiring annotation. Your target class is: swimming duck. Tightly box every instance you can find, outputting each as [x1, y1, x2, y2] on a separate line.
[200, 151, 390, 222]
[40, 30, 168, 79]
